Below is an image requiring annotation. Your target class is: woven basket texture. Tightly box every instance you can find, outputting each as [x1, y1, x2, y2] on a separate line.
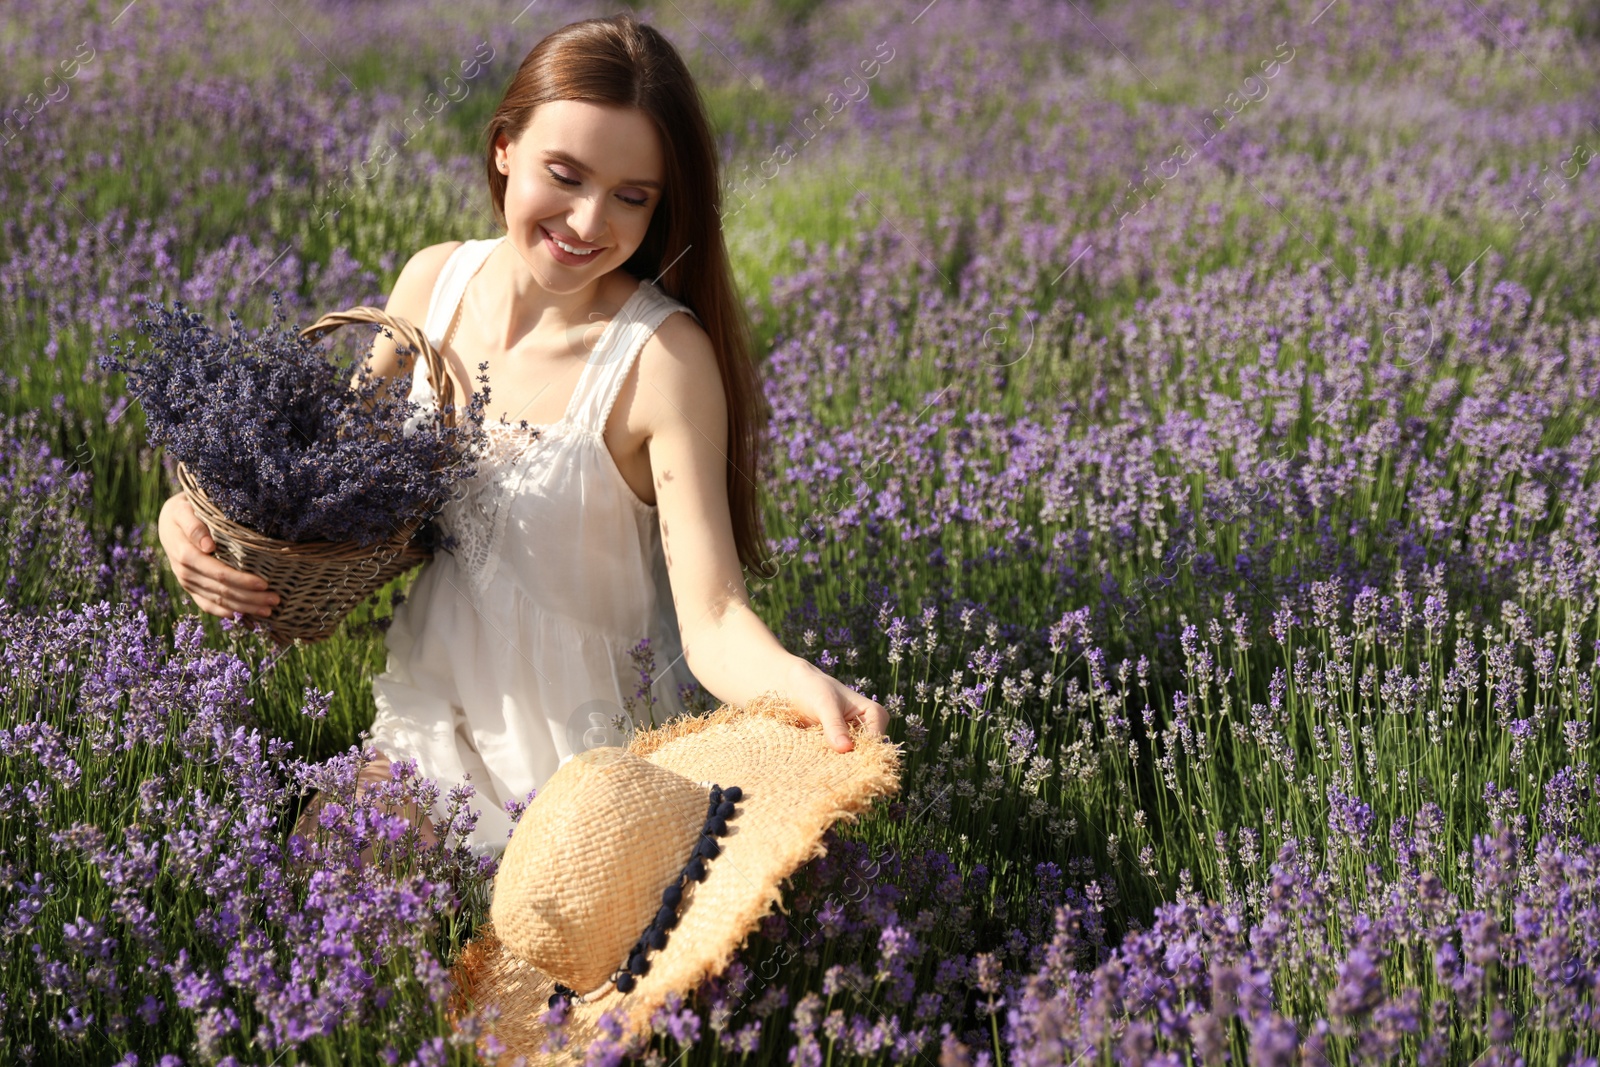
[176, 305, 460, 646]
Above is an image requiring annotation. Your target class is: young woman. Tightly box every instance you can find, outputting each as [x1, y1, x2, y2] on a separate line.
[156, 14, 888, 856]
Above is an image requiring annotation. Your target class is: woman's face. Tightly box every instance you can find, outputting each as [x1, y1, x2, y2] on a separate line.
[494, 100, 664, 294]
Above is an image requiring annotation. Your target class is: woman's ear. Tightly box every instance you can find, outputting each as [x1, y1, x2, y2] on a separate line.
[494, 132, 511, 175]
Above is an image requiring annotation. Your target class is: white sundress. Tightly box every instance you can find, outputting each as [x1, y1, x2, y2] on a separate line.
[367, 235, 703, 857]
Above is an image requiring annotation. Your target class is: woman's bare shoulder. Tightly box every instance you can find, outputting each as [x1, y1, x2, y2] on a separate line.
[362, 241, 466, 382]
[636, 304, 723, 437]
[639, 305, 717, 380]
[386, 241, 466, 325]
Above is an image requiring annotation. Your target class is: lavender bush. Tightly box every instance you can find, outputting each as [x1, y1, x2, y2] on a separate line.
[98, 293, 490, 547]
[0, 412, 163, 615]
[0, 598, 496, 1063]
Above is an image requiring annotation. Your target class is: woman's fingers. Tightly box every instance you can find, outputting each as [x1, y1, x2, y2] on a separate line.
[180, 504, 215, 555]
[846, 699, 890, 739]
[176, 553, 278, 616]
[171, 546, 272, 608]
[819, 703, 855, 753]
[186, 588, 258, 623]
[787, 658, 893, 753]
[159, 493, 280, 616]
[822, 697, 892, 751]
[830, 700, 888, 751]
[185, 571, 277, 617]
[185, 591, 234, 621]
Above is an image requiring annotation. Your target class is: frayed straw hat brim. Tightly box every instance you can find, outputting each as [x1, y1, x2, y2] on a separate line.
[447, 694, 901, 1063]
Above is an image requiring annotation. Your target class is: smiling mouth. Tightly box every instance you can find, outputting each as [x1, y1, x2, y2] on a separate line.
[541, 225, 603, 256]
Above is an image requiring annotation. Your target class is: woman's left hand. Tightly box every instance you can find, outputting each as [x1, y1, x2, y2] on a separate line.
[785, 657, 890, 753]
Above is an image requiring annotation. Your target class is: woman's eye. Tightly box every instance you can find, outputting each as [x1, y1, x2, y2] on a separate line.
[547, 165, 648, 206]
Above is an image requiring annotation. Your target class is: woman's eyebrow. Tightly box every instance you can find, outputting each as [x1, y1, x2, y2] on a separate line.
[544, 149, 663, 190]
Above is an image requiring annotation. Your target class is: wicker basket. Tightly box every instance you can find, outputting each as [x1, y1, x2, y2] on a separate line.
[176, 305, 461, 646]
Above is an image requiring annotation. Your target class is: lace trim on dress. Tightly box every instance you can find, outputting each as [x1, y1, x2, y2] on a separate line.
[428, 283, 651, 598]
[437, 421, 547, 597]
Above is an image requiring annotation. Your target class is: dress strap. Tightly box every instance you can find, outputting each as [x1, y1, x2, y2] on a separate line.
[570, 280, 700, 434]
[409, 237, 501, 400]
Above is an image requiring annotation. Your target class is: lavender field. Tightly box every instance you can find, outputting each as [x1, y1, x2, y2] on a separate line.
[4, 0, 1600, 1063]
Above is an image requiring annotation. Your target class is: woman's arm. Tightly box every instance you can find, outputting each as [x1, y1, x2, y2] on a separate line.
[352, 240, 462, 395]
[640, 313, 888, 753]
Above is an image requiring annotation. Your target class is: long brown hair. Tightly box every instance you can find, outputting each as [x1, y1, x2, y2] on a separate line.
[483, 14, 774, 579]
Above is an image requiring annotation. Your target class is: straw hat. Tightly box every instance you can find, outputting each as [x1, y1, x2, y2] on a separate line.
[446, 692, 902, 1062]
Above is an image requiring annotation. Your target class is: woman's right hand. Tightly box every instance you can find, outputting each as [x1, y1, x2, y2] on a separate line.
[157, 492, 281, 619]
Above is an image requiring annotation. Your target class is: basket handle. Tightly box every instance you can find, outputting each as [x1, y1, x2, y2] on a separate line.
[299, 307, 459, 429]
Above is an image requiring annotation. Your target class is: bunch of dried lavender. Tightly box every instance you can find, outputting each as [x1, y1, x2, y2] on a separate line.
[101, 291, 489, 547]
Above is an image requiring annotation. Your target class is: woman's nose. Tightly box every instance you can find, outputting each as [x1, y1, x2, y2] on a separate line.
[568, 195, 608, 244]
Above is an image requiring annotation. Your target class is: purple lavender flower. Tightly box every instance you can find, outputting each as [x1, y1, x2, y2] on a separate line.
[98, 294, 488, 546]
[1326, 944, 1385, 1019]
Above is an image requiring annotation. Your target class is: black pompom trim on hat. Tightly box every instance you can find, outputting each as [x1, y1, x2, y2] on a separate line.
[547, 783, 741, 1010]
